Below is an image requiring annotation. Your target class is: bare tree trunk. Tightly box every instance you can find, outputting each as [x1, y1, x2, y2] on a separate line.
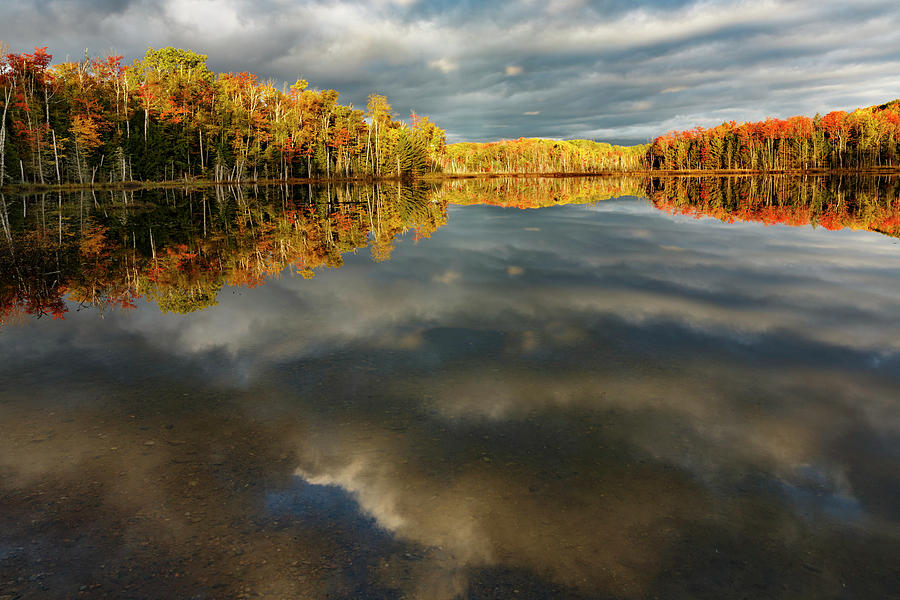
[374, 121, 379, 176]
[0, 87, 10, 190]
[75, 137, 84, 185]
[0, 123, 6, 190]
[365, 126, 371, 173]
[0, 194, 11, 243]
[199, 128, 204, 171]
[52, 129, 61, 183]
[91, 155, 103, 186]
[26, 110, 45, 184]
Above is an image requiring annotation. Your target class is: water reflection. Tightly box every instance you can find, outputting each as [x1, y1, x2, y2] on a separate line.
[0, 176, 647, 324]
[435, 175, 646, 208]
[2, 176, 900, 598]
[648, 174, 900, 238]
[0, 183, 446, 322]
[5, 175, 899, 326]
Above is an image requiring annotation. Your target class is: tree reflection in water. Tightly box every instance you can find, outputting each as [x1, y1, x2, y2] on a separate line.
[6, 175, 898, 326]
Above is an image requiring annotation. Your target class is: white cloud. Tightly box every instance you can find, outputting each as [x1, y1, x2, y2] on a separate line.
[164, 0, 242, 35]
[428, 57, 459, 73]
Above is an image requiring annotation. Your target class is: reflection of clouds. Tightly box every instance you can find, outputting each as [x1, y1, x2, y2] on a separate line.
[293, 423, 703, 599]
[20, 197, 900, 469]
[432, 269, 462, 284]
[413, 361, 827, 469]
[559, 287, 900, 353]
[283, 354, 900, 595]
[371, 329, 425, 350]
[101, 198, 900, 372]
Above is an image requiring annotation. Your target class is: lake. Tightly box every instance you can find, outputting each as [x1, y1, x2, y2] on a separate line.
[2, 175, 900, 599]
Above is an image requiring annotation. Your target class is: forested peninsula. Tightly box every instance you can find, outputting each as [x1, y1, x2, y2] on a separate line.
[1, 46, 899, 190]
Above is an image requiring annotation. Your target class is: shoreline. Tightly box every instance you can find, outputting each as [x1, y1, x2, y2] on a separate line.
[2, 167, 899, 193]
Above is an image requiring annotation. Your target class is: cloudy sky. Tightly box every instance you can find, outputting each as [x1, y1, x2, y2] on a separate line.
[4, 0, 900, 143]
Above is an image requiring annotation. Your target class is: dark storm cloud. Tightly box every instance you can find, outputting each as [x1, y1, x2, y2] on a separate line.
[3, 0, 900, 142]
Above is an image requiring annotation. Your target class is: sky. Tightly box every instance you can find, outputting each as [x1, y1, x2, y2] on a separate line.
[3, 0, 900, 143]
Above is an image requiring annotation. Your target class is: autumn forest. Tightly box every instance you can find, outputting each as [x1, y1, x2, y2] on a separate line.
[2, 46, 899, 191]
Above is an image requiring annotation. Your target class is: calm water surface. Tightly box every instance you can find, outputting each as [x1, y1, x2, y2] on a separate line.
[2, 176, 900, 599]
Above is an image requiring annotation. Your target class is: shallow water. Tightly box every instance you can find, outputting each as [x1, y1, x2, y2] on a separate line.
[2, 176, 900, 599]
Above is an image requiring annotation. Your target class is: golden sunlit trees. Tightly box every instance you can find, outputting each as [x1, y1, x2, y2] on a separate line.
[646, 101, 900, 172]
[0, 46, 446, 186]
[440, 138, 647, 174]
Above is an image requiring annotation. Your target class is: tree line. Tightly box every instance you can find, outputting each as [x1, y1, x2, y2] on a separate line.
[0, 46, 448, 188]
[646, 101, 900, 171]
[440, 138, 647, 174]
[461, 102, 900, 174]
